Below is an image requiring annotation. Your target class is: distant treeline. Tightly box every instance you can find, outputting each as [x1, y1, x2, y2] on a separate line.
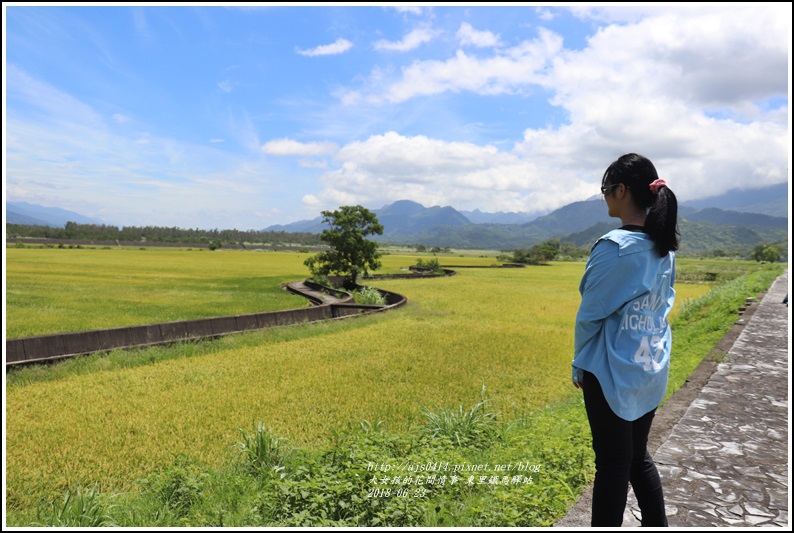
[6, 222, 324, 246]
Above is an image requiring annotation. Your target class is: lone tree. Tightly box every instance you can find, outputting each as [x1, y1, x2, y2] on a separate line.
[304, 205, 384, 289]
[750, 243, 781, 263]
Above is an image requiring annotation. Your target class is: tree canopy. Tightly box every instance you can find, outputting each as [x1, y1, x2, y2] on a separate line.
[304, 205, 384, 289]
[496, 239, 589, 265]
[5, 222, 323, 246]
[750, 243, 782, 263]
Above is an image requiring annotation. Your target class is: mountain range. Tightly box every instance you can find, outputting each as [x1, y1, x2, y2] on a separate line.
[6, 201, 105, 227]
[263, 183, 788, 254]
[5, 182, 789, 256]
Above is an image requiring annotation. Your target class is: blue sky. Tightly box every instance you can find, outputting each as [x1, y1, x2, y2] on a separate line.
[4, 3, 791, 230]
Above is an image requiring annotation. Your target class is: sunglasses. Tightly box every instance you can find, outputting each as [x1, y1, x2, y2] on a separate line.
[600, 183, 620, 195]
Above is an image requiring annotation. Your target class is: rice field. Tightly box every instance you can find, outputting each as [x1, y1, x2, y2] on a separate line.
[5, 247, 715, 512]
[5, 247, 310, 338]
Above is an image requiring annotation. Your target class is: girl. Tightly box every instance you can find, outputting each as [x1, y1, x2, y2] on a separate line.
[572, 153, 679, 527]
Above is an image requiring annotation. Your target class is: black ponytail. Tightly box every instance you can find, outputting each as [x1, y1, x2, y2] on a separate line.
[645, 186, 679, 256]
[602, 153, 680, 256]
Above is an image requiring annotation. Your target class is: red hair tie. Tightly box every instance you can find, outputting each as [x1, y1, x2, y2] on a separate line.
[649, 179, 667, 195]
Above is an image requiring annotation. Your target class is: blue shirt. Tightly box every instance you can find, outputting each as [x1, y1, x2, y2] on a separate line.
[572, 228, 676, 421]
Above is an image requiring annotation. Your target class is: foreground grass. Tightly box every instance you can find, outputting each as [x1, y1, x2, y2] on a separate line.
[11, 393, 593, 527]
[4, 253, 783, 526]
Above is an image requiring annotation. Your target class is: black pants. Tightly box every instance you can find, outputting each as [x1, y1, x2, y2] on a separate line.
[582, 371, 668, 527]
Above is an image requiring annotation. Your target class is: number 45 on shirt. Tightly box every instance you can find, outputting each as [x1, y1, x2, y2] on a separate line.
[635, 335, 664, 372]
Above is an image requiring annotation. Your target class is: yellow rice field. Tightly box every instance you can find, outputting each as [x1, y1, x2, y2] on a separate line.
[4, 248, 712, 510]
[5, 247, 309, 338]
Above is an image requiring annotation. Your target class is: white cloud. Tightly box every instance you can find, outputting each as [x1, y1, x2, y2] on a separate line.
[112, 113, 131, 123]
[299, 159, 328, 169]
[342, 28, 562, 104]
[391, 6, 423, 16]
[261, 138, 339, 156]
[209, 139, 224, 143]
[374, 28, 439, 52]
[536, 7, 556, 21]
[217, 79, 233, 93]
[456, 22, 501, 48]
[7, 64, 107, 130]
[554, 6, 788, 110]
[303, 131, 593, 215]
[318, 6, 789, 211]
[568, 4, 717, 24]
[302, 194, 321, 207]
[297, 38, 353, 57]
[527, 6, 788, 198]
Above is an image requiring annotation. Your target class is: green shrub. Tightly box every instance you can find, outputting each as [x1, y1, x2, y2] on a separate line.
[234, 421, 290, 477]
[34, 484, 115, 527]
[139, 454, 207, 517]
[354, 286, 386, 306]
[419, 386, 500, 448]
[414, 258, 442, 273]
[309, 274, 331, 288]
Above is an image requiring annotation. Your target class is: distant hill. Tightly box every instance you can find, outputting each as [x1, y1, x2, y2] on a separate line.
[264, 181, 788, 242]
[519, 200, 614, 234]
[6, 211, 52, 227]
[459, 208, 544, 225]
[265, 199, 472, 238]
[559, 219, 788, 257]
[266, 199, 613, 247]
[681, 182, 789, 218]
[9, 182, 788, 257]
[377, 200, 471, 237]
[263, 194, 787, 255]
[6, 201, 105, 227]
[680, 207, 788, 228]
[675, 220, 788, 256]
[264, 216, 328, 234]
